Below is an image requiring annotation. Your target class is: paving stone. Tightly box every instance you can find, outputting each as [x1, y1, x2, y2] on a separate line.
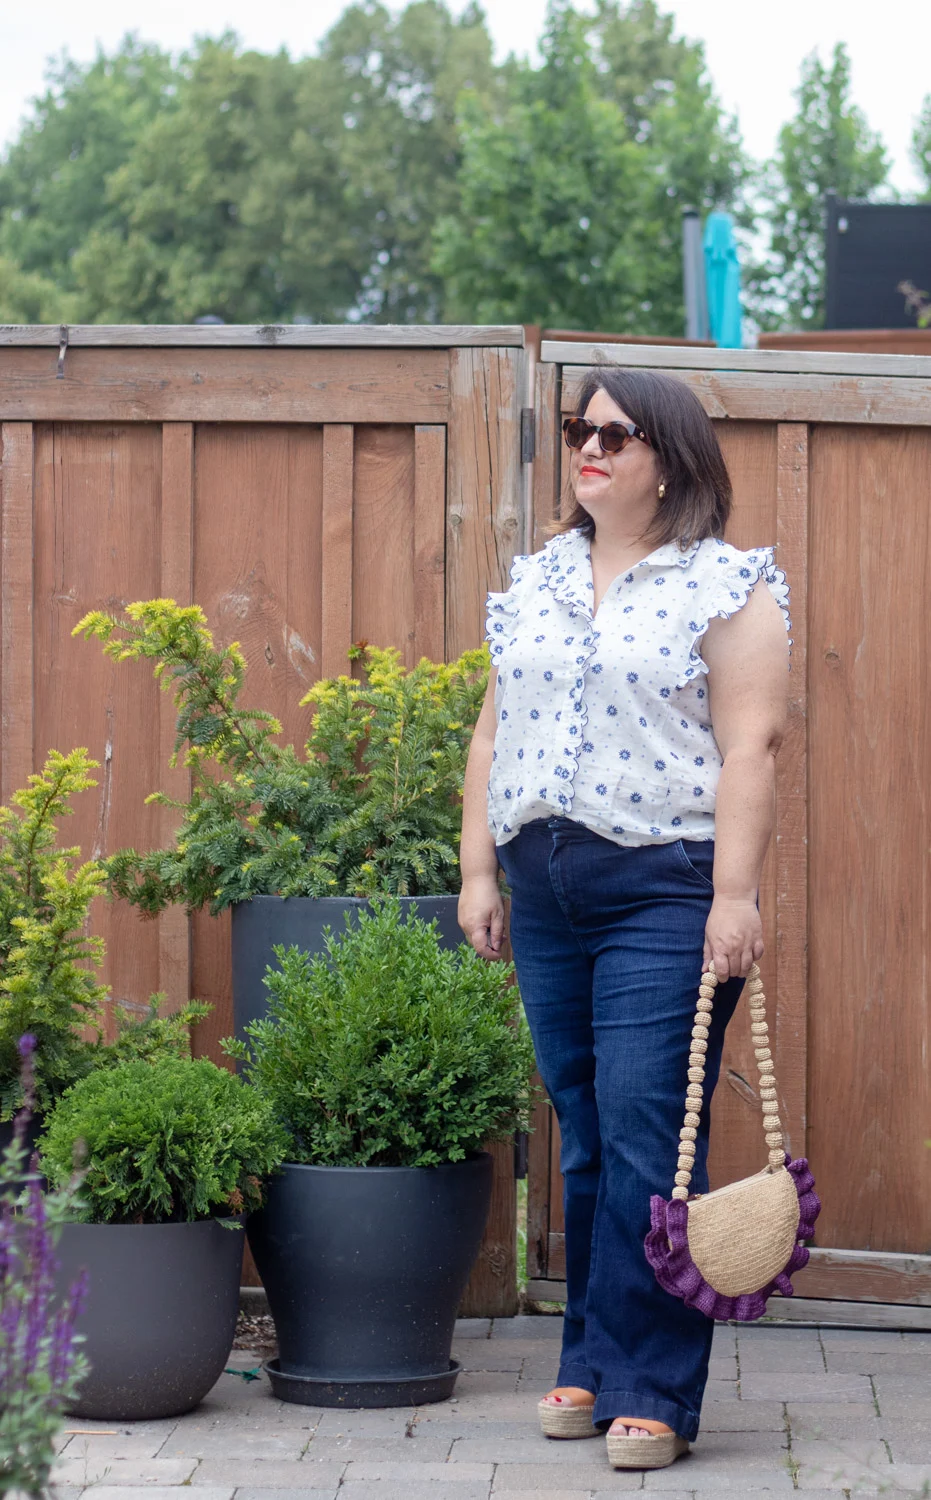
[493, 1491, 594, 1500]
[823, 1350, 931, 1377]
[303, 1436, 454, 1462]
[455, 1319, 493, 1339]
[700, 1378, 741, 1403]
[642, 1462, 793, 1491]
[51, 1457, 198, 1487]
[489, 1318, 564, 1341]
[312, 1409, 417, 1437]
[82, 1490, 234, 1500]
[233, 1491, 338, 1500]
[158, 1429, 307, 1461]
[342, 1461, 494, 1482]
[707, 1353, 738, 1379]
[492, 1465, 640, 1491]
[453, 1371, 522, 1395]
[819, 1329, 906, 1349]
[58, 1432, 176, 1461]
[339, 1485, 492, 1500]
[786, 1403, 882, 1440]
[191, 1461, 347, 1487]
[792, 1438, 893, 1490]
[456, 1352, 525, 1373]
[739, 1372, 873, 1403]
[451, 1438, 605, 1465]
[882, 1429, 931, 1463]
[416, 1399, 540, 1426]
[737, 1345, 827, 1374]
[699, 1399, 786, 1432]
[871, 1374, 931, 1408]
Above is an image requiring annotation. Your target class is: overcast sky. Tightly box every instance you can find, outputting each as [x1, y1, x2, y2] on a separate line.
[1, 0, 926, 194]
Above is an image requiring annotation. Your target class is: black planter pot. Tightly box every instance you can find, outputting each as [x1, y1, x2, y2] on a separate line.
[247, 1153, 493, 1408]
[55, 1219, 245, 1420]
[231, 894, 462, 1045]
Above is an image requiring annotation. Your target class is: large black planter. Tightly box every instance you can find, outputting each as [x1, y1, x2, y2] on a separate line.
[55, 1219, 244, 1420]
[231, 894, 462, 1045]
[247, 1154, 493, 1407]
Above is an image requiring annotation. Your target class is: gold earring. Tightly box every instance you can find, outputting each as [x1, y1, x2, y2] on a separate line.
[658, 482, 666, 499]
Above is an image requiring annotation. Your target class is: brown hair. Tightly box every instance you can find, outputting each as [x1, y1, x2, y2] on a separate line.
[551, 367, 732, 547]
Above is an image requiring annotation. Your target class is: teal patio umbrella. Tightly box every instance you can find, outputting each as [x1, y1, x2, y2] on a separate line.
[703, 212, 742, 348]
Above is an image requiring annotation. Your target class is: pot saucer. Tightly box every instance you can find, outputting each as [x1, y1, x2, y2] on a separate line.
[264, 1357, 461, 1408]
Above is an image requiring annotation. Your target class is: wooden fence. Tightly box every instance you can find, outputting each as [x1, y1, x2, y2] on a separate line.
[1, 327, 929, 1321]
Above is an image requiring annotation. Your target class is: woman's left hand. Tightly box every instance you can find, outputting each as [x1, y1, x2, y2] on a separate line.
[703, 895, 764, 981]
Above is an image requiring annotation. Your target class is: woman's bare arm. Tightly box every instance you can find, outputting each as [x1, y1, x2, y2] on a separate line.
[458, 671, 506, 960]
[701, 584, 789, 980]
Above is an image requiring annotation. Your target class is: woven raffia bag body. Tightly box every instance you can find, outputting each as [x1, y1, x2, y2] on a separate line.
[644, 963, 821, 1322]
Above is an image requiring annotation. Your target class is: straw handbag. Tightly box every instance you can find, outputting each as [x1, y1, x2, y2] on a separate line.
[644, 963, 820, 1322]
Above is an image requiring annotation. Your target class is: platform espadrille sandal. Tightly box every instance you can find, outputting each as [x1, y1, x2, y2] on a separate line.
[606, 1428, 689, 1469]
[537, 1395, 599, 1439]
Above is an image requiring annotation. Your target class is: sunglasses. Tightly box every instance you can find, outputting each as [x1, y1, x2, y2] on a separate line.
[563, 416, 650, 454]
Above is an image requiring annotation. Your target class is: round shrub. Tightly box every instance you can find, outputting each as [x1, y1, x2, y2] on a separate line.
[227, 898, 537, 1168]
[38, 1056, 287, 1224]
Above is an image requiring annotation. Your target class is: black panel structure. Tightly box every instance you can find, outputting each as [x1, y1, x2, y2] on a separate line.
[825, 196, 931, 329]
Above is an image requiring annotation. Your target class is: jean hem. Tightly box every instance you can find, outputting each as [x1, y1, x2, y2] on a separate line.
[555, 1363, 595, 1393]
[592, 1387, 700, 1441]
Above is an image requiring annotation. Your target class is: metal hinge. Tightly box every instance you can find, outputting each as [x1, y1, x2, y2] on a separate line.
[520, 407, 535, 464]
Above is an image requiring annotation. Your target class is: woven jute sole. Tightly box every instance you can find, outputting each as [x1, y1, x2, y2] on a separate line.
[537, 1400, 599, 1439]
[606, 1431, 689, 1469]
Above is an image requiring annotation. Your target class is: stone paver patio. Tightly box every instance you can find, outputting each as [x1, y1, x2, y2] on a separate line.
[51, 1316, 931, 1499]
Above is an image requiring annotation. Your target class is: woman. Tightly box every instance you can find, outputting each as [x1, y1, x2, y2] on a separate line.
[458, 368, 790, 1472]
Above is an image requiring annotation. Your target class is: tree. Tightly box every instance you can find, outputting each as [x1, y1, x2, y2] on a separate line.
[0, 3, 499, 324]
[432, 0, 742, 332]
[912, 96, 931, 200]
[0, 38, 174, 322]
[746, 44, 890, 330]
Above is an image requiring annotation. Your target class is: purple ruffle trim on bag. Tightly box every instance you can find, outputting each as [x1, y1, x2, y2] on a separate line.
[643, 1155, 821, 1323]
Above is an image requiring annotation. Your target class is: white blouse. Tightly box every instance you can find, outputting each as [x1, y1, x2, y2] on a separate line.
[484, 529, 790, 848]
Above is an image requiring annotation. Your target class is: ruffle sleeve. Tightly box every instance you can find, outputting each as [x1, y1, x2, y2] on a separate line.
[484, 552, 537, 668]
[676, 546, 791, 687]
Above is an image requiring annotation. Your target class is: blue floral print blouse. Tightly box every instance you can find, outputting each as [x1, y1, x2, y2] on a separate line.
[484, 529, 790, 847]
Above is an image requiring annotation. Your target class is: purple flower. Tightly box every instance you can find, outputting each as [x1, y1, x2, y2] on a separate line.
[17, 1034, 37, 1058]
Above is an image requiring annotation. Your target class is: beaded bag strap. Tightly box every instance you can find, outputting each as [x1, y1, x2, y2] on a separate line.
[672, 963, 786, 1203]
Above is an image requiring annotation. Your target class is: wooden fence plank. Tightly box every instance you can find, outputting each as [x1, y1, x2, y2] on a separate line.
[774, 424, 809, 1160]
[0, 348, 448, 424]
[157, 424, 194, 1012]
[543, 340, 931, 379]
[321, 426, 354, 680]
[525, 1082, 552, 1281]
[0, 325, 525, 349]
[792, 1248, 931, 1306]
[447, 345, 526, 1318]
[531, 362, 561, 554]
[413, 426, 447, 663]
[0, 423, 34, 804]
[559, 366, 931, 427]
[446, 346, 525, 656]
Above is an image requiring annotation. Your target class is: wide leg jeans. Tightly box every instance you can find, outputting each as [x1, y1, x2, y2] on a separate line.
[497, 818, 743, 1440]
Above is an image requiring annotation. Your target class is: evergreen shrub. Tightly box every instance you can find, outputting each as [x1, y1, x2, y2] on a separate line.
[0, 748, 209, 1122]
[225, 899, 537, 1169]
[73, 600, 488, 909]
[39, 1057, 288, 1223]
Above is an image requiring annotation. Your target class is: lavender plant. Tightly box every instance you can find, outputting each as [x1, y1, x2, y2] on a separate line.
[0, 1035, 87, 1498]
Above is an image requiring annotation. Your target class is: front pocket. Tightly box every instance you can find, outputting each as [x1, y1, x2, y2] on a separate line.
[673, 838, 715, 889]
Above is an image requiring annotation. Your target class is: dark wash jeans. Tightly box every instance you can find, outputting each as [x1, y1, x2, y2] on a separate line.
[497, 818, 743, 1440]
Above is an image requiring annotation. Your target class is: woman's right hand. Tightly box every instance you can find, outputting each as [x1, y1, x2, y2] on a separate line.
[458, 875, 506, 961]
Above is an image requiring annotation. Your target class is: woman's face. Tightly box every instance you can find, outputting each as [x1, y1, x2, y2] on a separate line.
[569, 388, 661, 527]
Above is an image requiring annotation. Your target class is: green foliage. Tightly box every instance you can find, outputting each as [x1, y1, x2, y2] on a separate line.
[432, 0, 742, 332]
[39, 1056, 288, 1223]
[73, 599, 488, 909]
[226, 899, 537, 1167]
[0, 7, 499, 324]
[0, 751, 108, 1120]
[745, 44, 890, 330]
[912, 96, 931, 201]
[0, 750, 210, 1122]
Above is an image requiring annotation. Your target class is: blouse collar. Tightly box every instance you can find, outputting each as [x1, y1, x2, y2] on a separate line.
[543, 530, 700, 615]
